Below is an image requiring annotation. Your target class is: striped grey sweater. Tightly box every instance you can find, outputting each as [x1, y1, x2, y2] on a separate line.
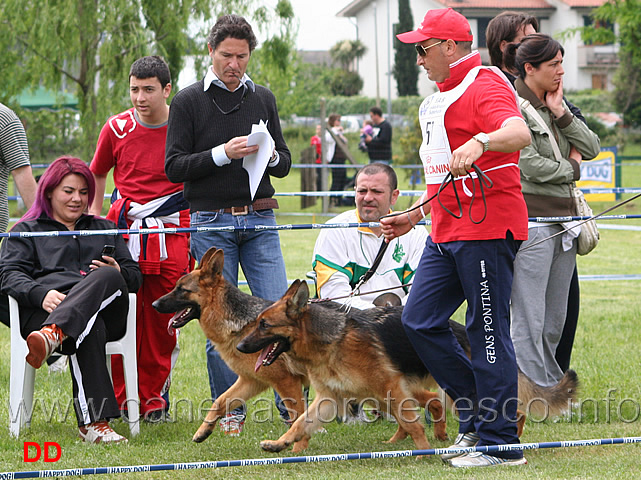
[0, 103, 31, 232]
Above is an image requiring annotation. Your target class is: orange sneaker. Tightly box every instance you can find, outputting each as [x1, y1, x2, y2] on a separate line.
[26, 324, 66, 368]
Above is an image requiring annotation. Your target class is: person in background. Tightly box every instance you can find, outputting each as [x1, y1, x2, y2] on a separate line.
[0, 103, 37, 234]
[310, 124, 322, 163]
[313, 162, 427, 310]
[365, 106, 392, 164]
[310, 124, 322, 191]
[90, 55, 191, 423]
[165, 14, 291, 435]
[0, 156, 142, 444]
[486, 12, 538, 83]
[325, 113, 349, 206]
[504, 34, 600, 387]
[485, 11, 586, 373]
[0, 103, 38, 329]
[358, 119, 373, 152]
[382, 7, 531, 468]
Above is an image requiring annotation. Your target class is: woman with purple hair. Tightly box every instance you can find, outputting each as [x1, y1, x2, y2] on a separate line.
[0, 156, 141, 444]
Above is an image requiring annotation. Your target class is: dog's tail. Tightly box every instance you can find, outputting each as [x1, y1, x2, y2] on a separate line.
[517, 369, 579, 418]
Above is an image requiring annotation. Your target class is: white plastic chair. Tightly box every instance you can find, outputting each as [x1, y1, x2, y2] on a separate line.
[8, 293, 140, 436]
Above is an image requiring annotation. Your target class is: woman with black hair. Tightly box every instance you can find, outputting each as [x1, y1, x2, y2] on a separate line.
[504, 34, 600, 387]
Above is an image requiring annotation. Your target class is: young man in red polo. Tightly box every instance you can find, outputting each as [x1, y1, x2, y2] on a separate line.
[90, 56, 191, 423]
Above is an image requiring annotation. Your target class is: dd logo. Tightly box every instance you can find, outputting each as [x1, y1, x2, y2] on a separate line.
[23, 442, 61, 462]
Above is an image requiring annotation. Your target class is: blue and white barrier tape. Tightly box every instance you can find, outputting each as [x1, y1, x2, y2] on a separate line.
[3, 215, 641, 239]
[8, 186, 641, 201]
[3, 436, 640, 478]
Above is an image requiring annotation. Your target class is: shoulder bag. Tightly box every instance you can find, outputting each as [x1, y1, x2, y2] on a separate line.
[519, 98, 599, 255]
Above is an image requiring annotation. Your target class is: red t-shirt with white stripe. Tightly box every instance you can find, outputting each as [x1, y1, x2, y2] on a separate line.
[91, 108, 182, 203]
[426, 53, 528, 243]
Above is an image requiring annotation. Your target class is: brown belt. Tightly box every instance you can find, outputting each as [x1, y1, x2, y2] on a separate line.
[223, 198, 279, 215]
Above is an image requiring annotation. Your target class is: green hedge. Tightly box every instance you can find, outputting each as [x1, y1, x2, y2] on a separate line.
[564, 90, 614, 114]
[320, 95, 424, 116]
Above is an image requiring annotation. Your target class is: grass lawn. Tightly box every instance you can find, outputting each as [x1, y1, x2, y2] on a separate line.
[1, 135, 641, 478]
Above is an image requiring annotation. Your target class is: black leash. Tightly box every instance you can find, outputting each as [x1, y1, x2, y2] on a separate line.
[380, 164, 493, 225]
[349, 239, 389, 297]
[519, 192, 641, 252]
[342, 165, 493, 304]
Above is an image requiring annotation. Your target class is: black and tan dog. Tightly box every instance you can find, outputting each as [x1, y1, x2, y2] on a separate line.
[237, 279, 579, 454]
[152, 248, 310, 450]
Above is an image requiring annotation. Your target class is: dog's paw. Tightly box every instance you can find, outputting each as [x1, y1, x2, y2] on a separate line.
[260, 440, 287, 452]
[434, 431, 449, 442]
[291, 437, 309, 453]
[192, 426, 213, 443]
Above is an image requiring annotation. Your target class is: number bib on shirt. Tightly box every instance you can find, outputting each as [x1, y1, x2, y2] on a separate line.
[418, 66, 513, 185]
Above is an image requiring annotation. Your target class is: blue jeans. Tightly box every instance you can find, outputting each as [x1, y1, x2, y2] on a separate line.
[190, 209, 289, 419]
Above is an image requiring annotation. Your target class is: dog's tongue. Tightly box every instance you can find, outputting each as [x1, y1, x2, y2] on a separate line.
[254, 345, 273, 373]
[166, 309, 187, 334]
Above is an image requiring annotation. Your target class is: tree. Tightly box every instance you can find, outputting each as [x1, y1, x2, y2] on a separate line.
[329, 40, 367, 72]
[581, 0, 641, 127]
[0, 0, 294, 160]
[393, 0, 419, 96]
[248, 0, 299, 115]
[283, 63, 336, 116]
[326, 40, 366, 96]
[330, 71, 364, 97]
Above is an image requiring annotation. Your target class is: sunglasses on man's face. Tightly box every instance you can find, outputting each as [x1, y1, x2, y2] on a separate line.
[415, 40, 444, 56]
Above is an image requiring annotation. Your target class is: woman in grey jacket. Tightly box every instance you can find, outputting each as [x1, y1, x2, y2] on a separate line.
[504, 34, 600, 387]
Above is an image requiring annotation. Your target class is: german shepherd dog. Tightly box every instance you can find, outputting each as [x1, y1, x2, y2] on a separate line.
[152, 248, 310, 450]
[237, 279, 579, 453]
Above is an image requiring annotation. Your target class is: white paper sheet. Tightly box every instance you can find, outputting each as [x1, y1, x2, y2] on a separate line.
[243, 120, 275, 201]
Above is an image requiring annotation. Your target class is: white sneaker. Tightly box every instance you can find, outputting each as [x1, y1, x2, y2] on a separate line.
[219, 413, 245, 436]
[449, 452, 527, 468]
[79, 421, 128, 444]
[372, 409, 397, 423]
[343, 409, 370, 425]
[47, 354, 68, 373]
[440, 432, 480, 461]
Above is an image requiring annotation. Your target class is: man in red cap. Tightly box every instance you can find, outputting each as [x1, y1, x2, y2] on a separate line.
[380, 8, 531, 468]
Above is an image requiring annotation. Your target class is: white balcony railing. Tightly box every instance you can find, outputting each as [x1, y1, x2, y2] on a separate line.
[577, 45, 619, 67]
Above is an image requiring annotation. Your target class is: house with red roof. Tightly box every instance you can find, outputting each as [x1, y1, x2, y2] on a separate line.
[337, 0, 616, 100]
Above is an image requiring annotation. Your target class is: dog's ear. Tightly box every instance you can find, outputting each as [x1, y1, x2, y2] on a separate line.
[282, 279, 301, 300]
[286, 280, 309, 319]
[200, 248, 224, 278]
[198, 247, 218, 270]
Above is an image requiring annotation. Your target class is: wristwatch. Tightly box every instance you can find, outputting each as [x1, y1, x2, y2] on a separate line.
[473, 132, 490, 153]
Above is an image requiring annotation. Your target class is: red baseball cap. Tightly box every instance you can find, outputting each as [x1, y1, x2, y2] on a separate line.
[396, 8, 473, 44]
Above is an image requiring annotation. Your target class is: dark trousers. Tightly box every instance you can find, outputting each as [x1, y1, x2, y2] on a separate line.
[329, 157, 347, 204]
[555, 266, 580, 372]
[0, 293, 8, 327]
[21, 267, 129, 426]
[402, 235, 523, 459]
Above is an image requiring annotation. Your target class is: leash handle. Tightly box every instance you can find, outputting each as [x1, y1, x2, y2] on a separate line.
[519, 191, 641, 252]
[380, 164, 493, 224]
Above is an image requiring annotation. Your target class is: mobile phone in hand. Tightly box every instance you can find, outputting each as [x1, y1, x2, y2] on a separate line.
[97, 244, 116, 261]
